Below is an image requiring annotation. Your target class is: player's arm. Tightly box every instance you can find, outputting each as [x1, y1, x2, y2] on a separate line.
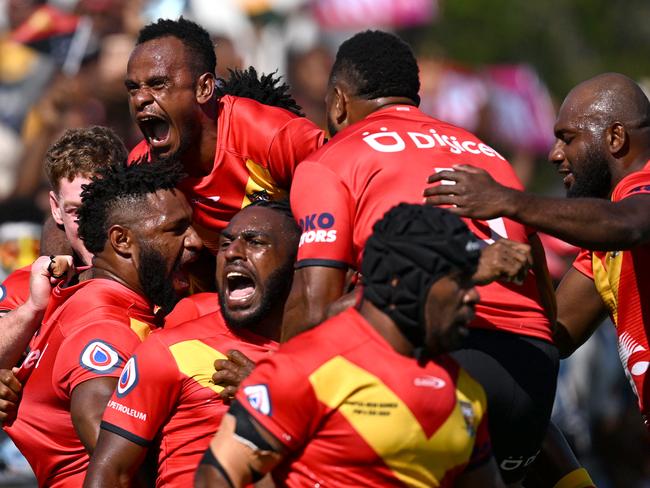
[282, 266, 347, 340]
[83, 431, 149, 488]
[455, 457, 505, 488]
[0, 255, 73, 369]
[424, 165, 650, 251]
[529, 233, 557, 324]
[70, 376, 119, 454]
[196, 408, 285, 488]
[553, 267, 608, 358]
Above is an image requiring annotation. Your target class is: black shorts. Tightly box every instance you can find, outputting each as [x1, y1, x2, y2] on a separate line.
[451, 328, 559, 484]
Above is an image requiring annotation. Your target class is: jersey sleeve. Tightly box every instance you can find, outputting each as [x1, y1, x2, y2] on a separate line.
[572, 248, 594, 280]
[466, 408, 492, 470]
[0, 267, 31, 313]
[235, 353, 323, 452]
[291, 161, 355, 269]
[100, 334, 181, 447]
[611, 169, 650, 200]
[267, 117, 324, 187]
[51, 319, 142, 401]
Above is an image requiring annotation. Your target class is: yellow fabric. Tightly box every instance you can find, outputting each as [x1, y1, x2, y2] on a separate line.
[592, 251, 623, 326]
[553, 468, 595, 488]
[308, 356, 486, 488]
[169, 340, 226, 394]
[241, 159, 286, 208]
[129, 318, 154, 342]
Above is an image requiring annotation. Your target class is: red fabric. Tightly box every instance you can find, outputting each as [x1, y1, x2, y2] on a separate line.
[164, 292, 219, 328]
[291, 105, 552, 341]
[0, 266, 30, 313]
[577, 161, 650, 420]
[3, 279, 158, 487]
[238, 308, 491, 487]
[129, 95, 324, 253]
[101, 311, 277, 487]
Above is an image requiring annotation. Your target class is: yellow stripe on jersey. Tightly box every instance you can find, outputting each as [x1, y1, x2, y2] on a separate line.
[308, 356, 486, 488]
[241, 159, 287, 208]
[129, 318, 153, 341]
[592, 251, 623, 326]
[168, 340, 227, 394]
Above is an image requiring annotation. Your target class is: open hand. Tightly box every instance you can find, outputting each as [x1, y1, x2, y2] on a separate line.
[474, 239, 532, 286]
[212, 350, 255, 403]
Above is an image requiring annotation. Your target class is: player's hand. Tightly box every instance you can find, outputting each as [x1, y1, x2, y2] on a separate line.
[0, 368, 22, 425]
[27, 255, 75, 312]
[213, 350, 256, 403]
[423, 165, 517, 220]
[473, 239, 532, 286]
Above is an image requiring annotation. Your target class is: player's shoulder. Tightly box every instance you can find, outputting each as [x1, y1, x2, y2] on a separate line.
[154, 310, 228, 347]
[0, 265, 31, 312]
[224, 94, 307, 127]
[164, 292, 220, 328]
[612, 162, 650, 201]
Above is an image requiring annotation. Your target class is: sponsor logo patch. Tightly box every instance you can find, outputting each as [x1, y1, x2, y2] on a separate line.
[244, 384, 271, 416]
[116, 356, 138, 397]
[80, 340, 121, 374]
[413, 375, 446, 389]
[0, 285, 5, 302]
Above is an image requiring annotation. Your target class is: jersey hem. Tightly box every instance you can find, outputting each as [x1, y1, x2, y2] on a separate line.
[295, 259, 350, 270]
[100, 421, 152, 447]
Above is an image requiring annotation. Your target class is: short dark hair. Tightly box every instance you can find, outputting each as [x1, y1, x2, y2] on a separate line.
[137, 17, 216, 78]
[45, 126, 127, 193]
[78, 157, 185, 254]
[330, 30, 420, 105]
[246, 198, 300, 249]
[218, 67, 304, 117]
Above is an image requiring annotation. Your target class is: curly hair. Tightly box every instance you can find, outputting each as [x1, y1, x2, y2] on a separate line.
[45, 126, 127, 193]
[77, 157, 186, 254]
[330, 30, 420, 105]
[218, 67, 304, 117]
[137, 17, 216, 78]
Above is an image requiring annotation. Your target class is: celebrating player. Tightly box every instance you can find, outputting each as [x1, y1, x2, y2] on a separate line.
[284, 30, 556, 484]
[126, 17, 324, 252]
[84, 200, 300, 487]
[2, 158, 201, 487]
[425, 74, 650, 423]
[196, 204, 505, 488]
[0, 126, 127, 369]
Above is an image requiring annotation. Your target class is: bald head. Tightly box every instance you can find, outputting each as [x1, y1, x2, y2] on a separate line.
[562, 73, 650, 131]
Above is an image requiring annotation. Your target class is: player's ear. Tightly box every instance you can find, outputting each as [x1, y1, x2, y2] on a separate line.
[49, 191, 64, 225]
[608, 122, 627, 155]
[331, 85, 349, 126]
[108, 225, 134, 258]
[196, 73, 216, 104]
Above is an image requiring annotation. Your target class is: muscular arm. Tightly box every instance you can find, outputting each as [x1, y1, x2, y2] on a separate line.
[281, 266, 346, 341]
[553, 267, 608, 358]
[84, 430, 148, 488]
[0, 304, 44, 369]
[70, 377, 118, 455]
[195, 413, 284, 488]
[424, 165, 650, 250]
[529, 233, 557, 325]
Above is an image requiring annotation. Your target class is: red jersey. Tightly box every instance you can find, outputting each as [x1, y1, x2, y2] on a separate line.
[0, 266, 30, 313]
[101, 310, 278, 487]
[572, 160, 650, 419]
[291, 105, 552, 341]
[3, 279, 158, 487]
[164, 292, 219, 328]
[238, 307, 491, 487]
[129, 95, 324, 253]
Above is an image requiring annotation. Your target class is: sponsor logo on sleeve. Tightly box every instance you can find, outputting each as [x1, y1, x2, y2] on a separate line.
[116, 356, 138, 398]
[413, 376, 446, 389]
[0, 285, 6, 303]
[244, 384, 271, 416]
[298, 212, 337, 247]
[107, 399, 147, 421]
[80, 340, 121, 374]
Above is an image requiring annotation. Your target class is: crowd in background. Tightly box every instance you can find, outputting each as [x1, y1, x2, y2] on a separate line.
[0, 0, 648, 486]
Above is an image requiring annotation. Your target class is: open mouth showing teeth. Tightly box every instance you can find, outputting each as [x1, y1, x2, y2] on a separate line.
[226, 271, 256, 301]
[139, 116, 170, 145]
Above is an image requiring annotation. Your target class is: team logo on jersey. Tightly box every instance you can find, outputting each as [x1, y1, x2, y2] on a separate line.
[116, 356, 138, 398]
[413, 375, 446, 389]
[80, 340, 121, 374]
[244, 384, 271, 416]
[0, 285, 6, 303]
[459, 400, 476, 438]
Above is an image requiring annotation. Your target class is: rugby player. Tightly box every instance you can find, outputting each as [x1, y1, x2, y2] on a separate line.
[84, 200, 299, 487]
[284, 30, 556, 484]
[0, 126, 127, 369]
[126, 17, 324, 252]
[196, 204, 505, 488]
[2, 158, 202, 487]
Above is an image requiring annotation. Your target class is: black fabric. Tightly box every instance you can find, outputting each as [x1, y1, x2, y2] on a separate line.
[450, 328, 559, 484]
[361, 203, 480, 348]
[231, 400, 278, 453]
[199, 448, 235, 488]
[100, 421, 151, 447]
